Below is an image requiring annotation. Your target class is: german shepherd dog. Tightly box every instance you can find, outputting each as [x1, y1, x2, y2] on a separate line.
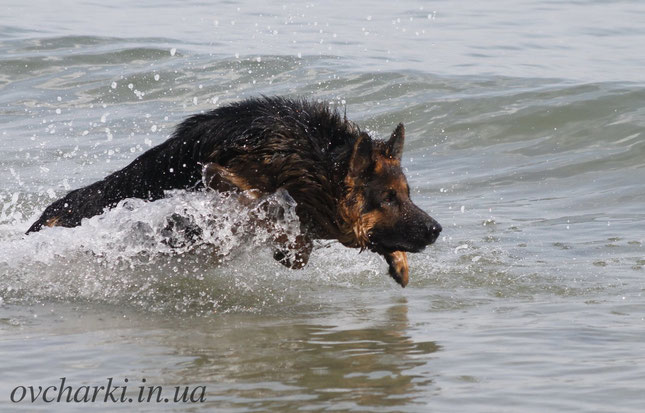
[27, 97, 441, 287]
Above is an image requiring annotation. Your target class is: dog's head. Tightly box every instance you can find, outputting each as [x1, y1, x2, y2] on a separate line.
[340, 123, 442, 255]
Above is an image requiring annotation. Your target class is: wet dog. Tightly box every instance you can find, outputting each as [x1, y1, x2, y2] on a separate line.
[27, 97, 441, 286]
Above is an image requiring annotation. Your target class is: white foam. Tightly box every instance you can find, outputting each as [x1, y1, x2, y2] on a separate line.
[0, 189, 465, 314]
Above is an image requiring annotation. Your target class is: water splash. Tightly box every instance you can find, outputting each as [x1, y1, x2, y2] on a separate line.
[0, 189, 313, 314]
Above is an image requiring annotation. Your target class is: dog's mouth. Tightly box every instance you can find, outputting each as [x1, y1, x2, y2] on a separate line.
[367, 219, 441, 255]
[367, 238, 427, 255]
[382, 245, 426, 254]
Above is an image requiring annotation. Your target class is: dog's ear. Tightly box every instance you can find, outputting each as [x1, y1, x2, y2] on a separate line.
[386, 123, 405, 161]
[348, 133, 373, 178]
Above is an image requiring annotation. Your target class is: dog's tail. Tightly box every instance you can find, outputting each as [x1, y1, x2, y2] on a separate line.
[26, 137, 202, 234]
[26, 183, 101, 233]
[26, 176, 149, 233]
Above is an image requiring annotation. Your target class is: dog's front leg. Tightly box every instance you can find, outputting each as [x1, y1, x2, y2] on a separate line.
[203, 163, 313, 269]
[273, 233, 313, 269]
[202, 162, 262, 199]
[383, 251, 409, 287]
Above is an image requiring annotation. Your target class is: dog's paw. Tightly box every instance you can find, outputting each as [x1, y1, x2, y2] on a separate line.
[272, 234, 312, 270]
[384, 251, 409, 287]
[273, 249, 308, 269]
[161, 213, 203, 248]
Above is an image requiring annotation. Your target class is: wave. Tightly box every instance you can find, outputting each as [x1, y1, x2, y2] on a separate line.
[1, 36, 643, 314]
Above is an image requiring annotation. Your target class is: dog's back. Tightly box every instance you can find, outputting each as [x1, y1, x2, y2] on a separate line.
[27, 97, 358, 234]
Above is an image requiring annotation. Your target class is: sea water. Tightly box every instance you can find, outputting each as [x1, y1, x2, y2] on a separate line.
[1, 1, 644, 411]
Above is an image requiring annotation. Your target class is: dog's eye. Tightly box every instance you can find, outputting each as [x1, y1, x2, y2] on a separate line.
[382, 190, 397, 205]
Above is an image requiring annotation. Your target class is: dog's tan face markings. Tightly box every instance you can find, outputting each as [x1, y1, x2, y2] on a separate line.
[360, 164, 409, 233]
[340, 124, 409, 249]
[351, 161, 411, 288]
[340, 123, 440, 287]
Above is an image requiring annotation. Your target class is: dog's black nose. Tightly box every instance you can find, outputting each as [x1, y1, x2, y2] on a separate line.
[425, 219, 442, 244]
